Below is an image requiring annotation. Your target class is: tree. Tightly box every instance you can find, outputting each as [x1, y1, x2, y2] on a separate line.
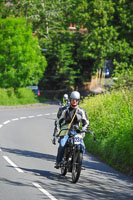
[0, 0, 132, 90]
[39, 32, 78, 90]
[74, 0, 133, 73]
[0, 0, 75, 37]
[0, 17, 47, 88]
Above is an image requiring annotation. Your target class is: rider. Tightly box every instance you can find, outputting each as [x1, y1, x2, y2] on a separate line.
[52, 91, 89, 168]
[52, 94, 70, 144]
[60, 93, 70, 106]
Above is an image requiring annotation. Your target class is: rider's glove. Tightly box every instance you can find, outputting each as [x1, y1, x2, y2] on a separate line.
[52, 137, 56, 145]
[81, 132, 85, 138]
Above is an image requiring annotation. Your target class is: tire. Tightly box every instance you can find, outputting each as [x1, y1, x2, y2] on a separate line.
[72, 152, 83, 183]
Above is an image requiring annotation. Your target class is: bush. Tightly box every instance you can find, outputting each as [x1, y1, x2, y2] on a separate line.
[81, 88, 133, 175]
[0, 88, 38, 105]
[16, 88, 38, 104]
[0, 88, 9, 105]
[6, 88, 18, 105]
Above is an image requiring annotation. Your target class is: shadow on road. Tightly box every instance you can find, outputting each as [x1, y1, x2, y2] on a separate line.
[83, 152, 133, 182]
[0, 177, 30, 187]
[19, 167, 68, 182]
[2, 146, 133, 183]
[1, 147, 133, 200]
[1, 147, 56, 161]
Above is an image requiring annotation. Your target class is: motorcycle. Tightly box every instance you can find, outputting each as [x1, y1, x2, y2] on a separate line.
[58, 129, 88, 183]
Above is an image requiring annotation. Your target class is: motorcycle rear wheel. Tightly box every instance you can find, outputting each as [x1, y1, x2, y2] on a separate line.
[72, 152, 83, 183]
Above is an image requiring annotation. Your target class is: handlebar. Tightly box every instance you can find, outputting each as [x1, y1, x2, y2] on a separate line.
[58, 128, 96, 141]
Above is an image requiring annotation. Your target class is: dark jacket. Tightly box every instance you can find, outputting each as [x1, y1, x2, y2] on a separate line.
[56, 106, 89, 133]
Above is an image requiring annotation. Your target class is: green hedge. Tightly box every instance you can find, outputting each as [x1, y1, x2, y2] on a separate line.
[81, 88, 133, 175]
[0, 88, 38, 105]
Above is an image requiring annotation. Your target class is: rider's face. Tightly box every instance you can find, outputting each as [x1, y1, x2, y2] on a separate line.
[70, 99, 79, 108]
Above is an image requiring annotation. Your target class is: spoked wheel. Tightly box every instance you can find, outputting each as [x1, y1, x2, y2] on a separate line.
[72, 152, 83, 183]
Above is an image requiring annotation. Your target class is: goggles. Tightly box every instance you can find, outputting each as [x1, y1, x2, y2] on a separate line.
[71, 99, 79, 102]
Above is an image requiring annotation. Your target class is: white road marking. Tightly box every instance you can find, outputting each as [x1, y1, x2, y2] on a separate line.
[0, 124, 3, 128]
[12, 118, 19, 121]
[3, 120, 10, 125]
[28, 116, 35, 118]
[0, 112, 57, 129]
[32, 182, 58, 200]
[20, 116, 27, 119]
[3, 156, 24, 173]
[37, 114, 43, 117]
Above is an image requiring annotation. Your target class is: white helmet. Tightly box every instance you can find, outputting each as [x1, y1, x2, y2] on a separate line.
[63, 94, 68, 100]
[70, 91, 80, 100]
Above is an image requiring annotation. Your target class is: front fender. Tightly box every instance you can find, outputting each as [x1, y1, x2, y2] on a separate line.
[75, 144, 84, 153]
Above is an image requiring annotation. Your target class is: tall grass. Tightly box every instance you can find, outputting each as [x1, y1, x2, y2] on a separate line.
[0, 88, 39, 105]
[81, 88, 133, 175]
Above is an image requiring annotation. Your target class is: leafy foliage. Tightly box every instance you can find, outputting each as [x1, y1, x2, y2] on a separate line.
[81, 88, 133, 175]
[0, 17, 47, 88]
[0, 0, 132, 89]
[0, 87, 38, 105]
[113, 60, 133, 88]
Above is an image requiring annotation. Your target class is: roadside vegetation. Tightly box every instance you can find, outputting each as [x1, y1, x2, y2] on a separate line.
[0, 88, 39, 105]
[81, 87, 133, 176]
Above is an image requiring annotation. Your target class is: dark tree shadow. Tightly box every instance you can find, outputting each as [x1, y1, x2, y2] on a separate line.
[1, 147, 56, 161]
[83, 152, 133, 183]
[1, 147, 133, 200]
[0, 178, 30, 187]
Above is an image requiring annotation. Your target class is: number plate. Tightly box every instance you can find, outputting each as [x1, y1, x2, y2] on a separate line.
[74, 134, 83, 144]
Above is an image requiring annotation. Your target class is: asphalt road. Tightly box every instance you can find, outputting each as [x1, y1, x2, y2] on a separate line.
[0, 105, 133, 200]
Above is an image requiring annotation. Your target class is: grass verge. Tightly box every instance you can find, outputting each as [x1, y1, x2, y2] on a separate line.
[81, 88, 133, 176]
[0, 88, 40, 105]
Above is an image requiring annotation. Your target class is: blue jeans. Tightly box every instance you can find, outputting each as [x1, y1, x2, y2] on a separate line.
[56, 131, 85, 164]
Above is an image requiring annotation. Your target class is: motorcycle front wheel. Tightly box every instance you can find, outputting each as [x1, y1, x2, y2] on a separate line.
[72, 152, 83, 183]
